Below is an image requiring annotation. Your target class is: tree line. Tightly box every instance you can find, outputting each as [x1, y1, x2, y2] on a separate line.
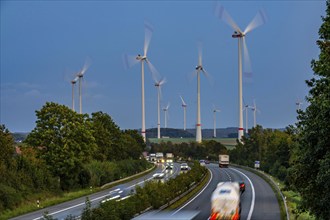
[0, 102, 149, 213]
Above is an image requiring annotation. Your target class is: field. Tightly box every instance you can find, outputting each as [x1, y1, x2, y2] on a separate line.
[148, 138, 237, 149]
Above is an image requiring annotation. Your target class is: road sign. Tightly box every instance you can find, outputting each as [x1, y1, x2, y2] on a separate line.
[255, 160, 260, 168]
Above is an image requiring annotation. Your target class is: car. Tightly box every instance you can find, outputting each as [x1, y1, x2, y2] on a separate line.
[165, 163, 174, 169]
[153, 172, 165, 179]
[205, 160, 210, 164]
[180, 163, 189, 170]
[239, 181, 245, 193]
[199, 160, 206, 166]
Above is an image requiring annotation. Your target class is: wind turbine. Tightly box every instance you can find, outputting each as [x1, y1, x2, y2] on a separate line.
[215, 3, 266, 142]
[244, 104, 253, 134]
[180, 95, 187, 131]
[296, 100, 303, 111]
[194, 44, 210, 143]
[70, 76, 79, 111]
[154, 78, 166, 139]
[163, 103, 170, 129]
[213, 106, 221, 138]
[251, 100, 260, 127]
[123, 22, 160, 142]
[76, 61, 90, 114]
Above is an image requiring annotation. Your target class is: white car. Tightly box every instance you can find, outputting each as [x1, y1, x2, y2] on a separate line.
[180, 163, 189, 170]
[153, 172, 165, 179]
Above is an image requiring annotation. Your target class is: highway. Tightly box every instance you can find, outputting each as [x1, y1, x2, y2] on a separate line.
[173, 163, 281, 220]
[10, 163, 181, 220]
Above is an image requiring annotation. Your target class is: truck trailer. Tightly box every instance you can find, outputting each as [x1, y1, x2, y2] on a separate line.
[209, 182, 241, 220]
[219, 154, 229, 168]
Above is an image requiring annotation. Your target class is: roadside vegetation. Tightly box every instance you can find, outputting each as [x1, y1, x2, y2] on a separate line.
[0, 104, 150, 219]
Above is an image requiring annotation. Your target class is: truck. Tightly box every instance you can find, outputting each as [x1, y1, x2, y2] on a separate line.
[156, 152, 164, 163]
[209, 182, 241, 220]
[219, 154, 229, 168]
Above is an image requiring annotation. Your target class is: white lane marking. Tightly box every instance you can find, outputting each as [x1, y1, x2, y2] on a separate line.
[101, 195, 120, 203]
[222, 169, 232, 182]
[32, 188, 122, 220]
[230, 168, 255, 220]
[172, 167, 213, 215]
[118, 190, 123, 194]
[126, 175, 154, 189]
[116, 195, 131, 201]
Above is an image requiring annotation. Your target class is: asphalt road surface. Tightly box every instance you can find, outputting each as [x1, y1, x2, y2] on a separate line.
[10, 162, 182, 220]
[173, 163, 281, 220]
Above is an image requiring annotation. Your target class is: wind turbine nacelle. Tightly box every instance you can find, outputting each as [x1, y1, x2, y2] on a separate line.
[136, 54, 147, 60]
[196, 65, 203, 70]
[232, 31, 244, 38]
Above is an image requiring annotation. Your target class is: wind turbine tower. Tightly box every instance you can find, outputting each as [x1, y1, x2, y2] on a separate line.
[251, 100, 260, 127]
[296, 101, 303, 111]
[215, 3, 266, 142]
[180, 95, 187, 131]
[163, 103, 170, 129]
[213, 108, 220, 138]
[154, 78, 166, 139]
[71, 76, 79, 111]
[76, 62, 89, 114]
[194, 45, 209, 143]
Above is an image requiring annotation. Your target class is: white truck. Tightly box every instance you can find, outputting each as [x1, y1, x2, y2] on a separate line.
[209, 182, 241, 220]
[219, 154, 229, 168]
[156, 152, 164, 163]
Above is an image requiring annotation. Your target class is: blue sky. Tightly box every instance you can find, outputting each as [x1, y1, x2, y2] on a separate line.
[0, 1, 326, 133]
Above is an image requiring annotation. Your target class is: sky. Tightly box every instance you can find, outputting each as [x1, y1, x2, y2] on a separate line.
[0, 0, 326, 133]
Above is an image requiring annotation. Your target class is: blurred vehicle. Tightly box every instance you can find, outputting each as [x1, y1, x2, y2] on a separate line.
[210, 182, 241, 220]
[219, 154, 229, 168]
[180, 163, 189, 170]
[205, 160, 210, 164]
[199, 160, 206, 166]
[165, 162, 174, 169]
[153, 172, 165, 179]
[239, 181, 245, 193]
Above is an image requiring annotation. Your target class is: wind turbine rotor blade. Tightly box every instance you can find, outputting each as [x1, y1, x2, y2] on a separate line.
[80, 58, 91, 76]
[197, 42, 203, 66]
[180, 95, 186, 106]
[159, 77, 167, 86]
[123, 54, 140, 70]
[202, 68, 214, 86]
[146, 60, 160, 83]
[244, 9, 267, 34]
[144, 21, 154, 56]
[242, 37, 253, 79]
[214, 3, 242, 32]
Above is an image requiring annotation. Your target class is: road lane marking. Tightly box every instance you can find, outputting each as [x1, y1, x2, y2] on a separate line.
[230, 168, 255, 220]
[172, 168, 213, 215]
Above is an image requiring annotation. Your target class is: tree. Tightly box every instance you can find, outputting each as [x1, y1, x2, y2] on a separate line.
[0, 124, 15, 167]
[90, 111, 122, 161]
[289, 1, 330, 219]
[25, 102, 97, 189]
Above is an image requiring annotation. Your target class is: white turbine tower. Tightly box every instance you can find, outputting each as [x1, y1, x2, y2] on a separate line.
[180, 95, 187, 131]
[244, 104, 253, 134]
[213, 107, 220, 138]
[70, 76, 79, 111]
[163, 103, 170, 129]
[194, 44, 209, 143]
[154, 78, 166, 139]
[76, 61, 90, 114]
[215, 3, 266, 142]
[251, 100, 260, 127]
[296, 100, 303, 111]
[123, 22, 160, 142]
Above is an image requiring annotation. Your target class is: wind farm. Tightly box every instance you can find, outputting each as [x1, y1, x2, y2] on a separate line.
[2, 1, 318, 140]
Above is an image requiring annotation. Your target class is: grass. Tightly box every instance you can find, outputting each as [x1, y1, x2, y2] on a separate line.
[0, 165, 157, 220]
[148, 137, 237, 149]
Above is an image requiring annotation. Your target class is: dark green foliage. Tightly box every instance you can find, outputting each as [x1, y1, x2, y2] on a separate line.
[25, 102, 97, 190]
[289, 1, 330, 219]
[230, 126, 294, 182]
[150, 140, 227, 161]
[85, 159, 151, 187]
